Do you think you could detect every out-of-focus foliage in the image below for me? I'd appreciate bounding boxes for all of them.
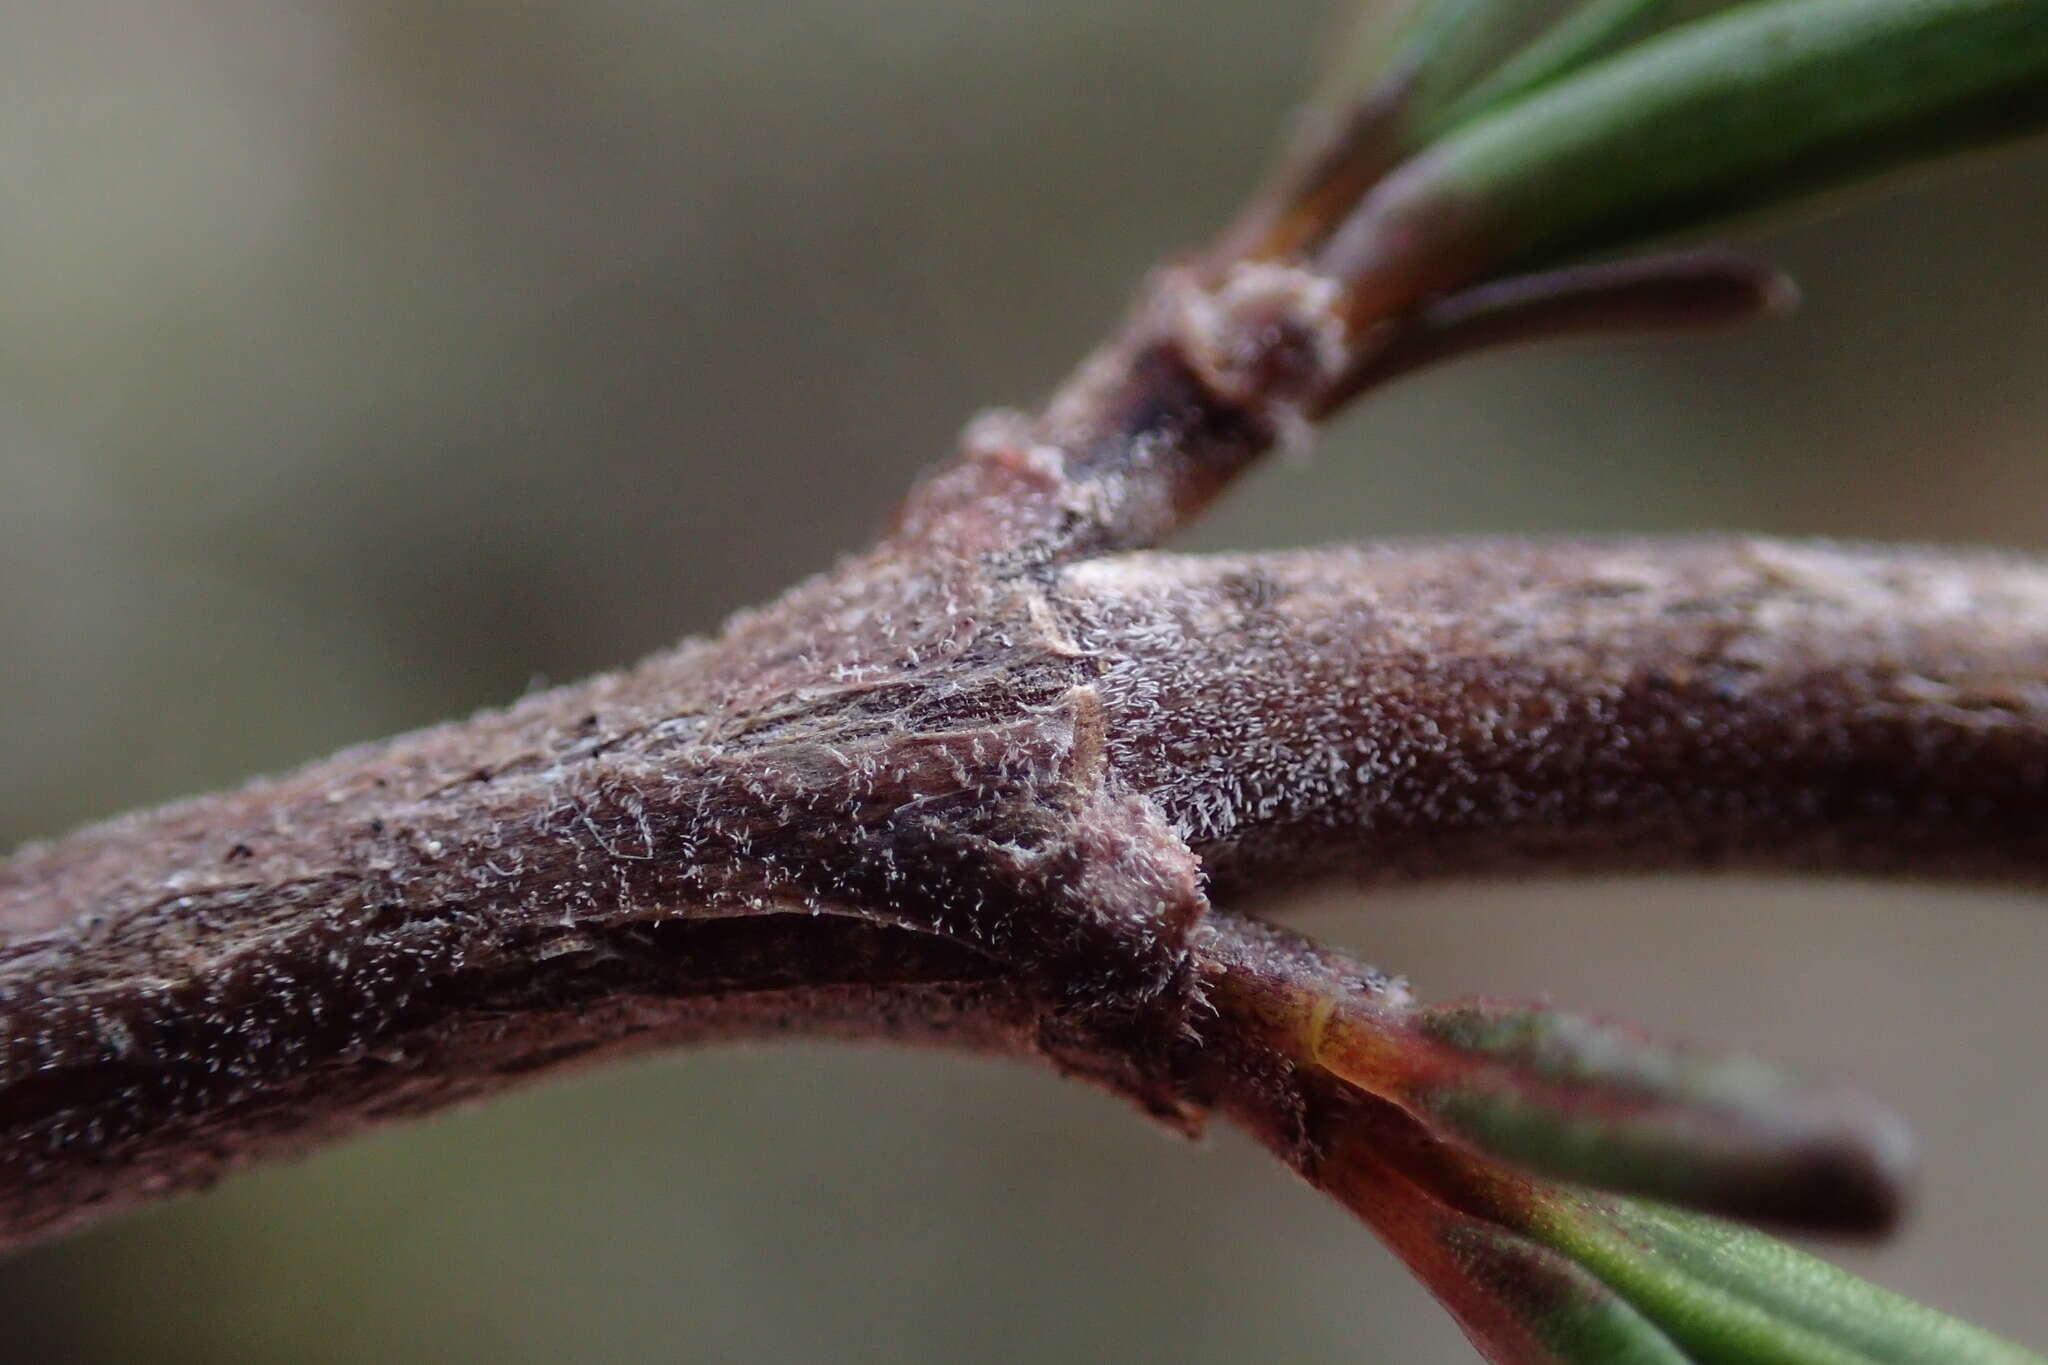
[0,2,2043,1361]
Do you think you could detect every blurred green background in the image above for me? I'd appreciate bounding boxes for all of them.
[1,2,2044,1361]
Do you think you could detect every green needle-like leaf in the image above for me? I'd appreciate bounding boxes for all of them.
[1342,0,1581,134]
[1440,1221,1696,1364]
[1446,0,2048,263]
[1316,0,2048,322]
[1430,0,1752,134]
[1311,996,1909,1233]
[1534,1196,2048,1365]
[1314,1090,2045,1364]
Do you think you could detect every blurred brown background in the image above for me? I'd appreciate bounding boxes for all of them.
[1,2,2044,1361]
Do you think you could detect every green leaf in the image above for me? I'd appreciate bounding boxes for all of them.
[1331,0,1583,135]
[1533,1195,2048,1365]
[1311,995,1909,1233]
[1442,0,2048,264]
[1309,1082,2044,1364]
[1428,0,1754,134]
[1440,1220,1696,1364]
[1316,0,2048,322]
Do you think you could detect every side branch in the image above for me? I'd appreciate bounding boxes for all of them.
[888,0,2048,572]
[1057,537,2048,896]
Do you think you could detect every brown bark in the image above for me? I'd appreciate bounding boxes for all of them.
[1,55,2042,1267]
[4,522,2046,1247]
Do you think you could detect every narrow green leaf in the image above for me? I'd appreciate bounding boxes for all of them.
[1313,996,1909,1233]
[1315,0,1571,133]
[1320,0,2048,319]
[1430,0,1752,134]
[1311,1084,2043,1363]
[1442,1221,1695,1364]
[1384,0,1584,132]
[1534,1195,2048,1364]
